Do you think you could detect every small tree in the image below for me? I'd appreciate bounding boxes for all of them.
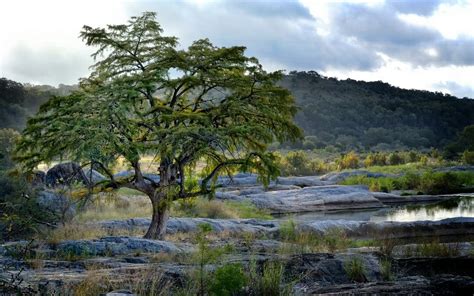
[14,12,301,239]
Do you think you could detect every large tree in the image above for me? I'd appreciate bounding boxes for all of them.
[14,12,301,239]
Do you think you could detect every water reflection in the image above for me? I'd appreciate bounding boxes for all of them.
[278,197,474,223]
[372,196,474,222]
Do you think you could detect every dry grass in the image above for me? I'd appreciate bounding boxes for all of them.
[76,193,151,223]
[43,222,145,244]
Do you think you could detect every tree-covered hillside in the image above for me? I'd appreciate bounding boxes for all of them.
[2,73,474,152]
[0,78,77,130]
[280,71,474,151]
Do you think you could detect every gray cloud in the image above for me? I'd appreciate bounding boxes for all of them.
[330,2,474,67]
[2,44,91,85]
[386,0,442,16]
[126,1,381,71]
[435,81,474,98]
[2,0,473,90]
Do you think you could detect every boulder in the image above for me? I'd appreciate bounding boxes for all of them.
[56,236,185,257]
[37,190,76,221]
[238,185,383,213]
[276,176,326,187]
[113,171,160,185]
[45,162,90,187]
[82,168,106,184]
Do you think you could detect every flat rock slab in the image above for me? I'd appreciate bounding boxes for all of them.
[233,185,383,214]
[300,217,474,239]
[56,236,186,256]
[97,217,279,236]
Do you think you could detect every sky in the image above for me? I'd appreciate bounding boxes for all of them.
[1,0,474,98]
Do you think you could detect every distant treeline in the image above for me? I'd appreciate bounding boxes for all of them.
[0,78,77,130]
[279,71,474,151]
[2,74,474,152]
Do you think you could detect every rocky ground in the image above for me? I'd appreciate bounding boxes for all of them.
[1,164,474,295]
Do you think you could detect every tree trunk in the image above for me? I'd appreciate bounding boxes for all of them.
[144,194,169,240]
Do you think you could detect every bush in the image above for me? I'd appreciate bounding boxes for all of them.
[0,173,57,241]
[210,264,247,296]
[462,150,474,165]
[387,152,403,165]
[337,151,359,170]
[419,171,464,195]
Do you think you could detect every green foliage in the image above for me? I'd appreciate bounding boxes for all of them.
[209,263,247,296]
[192,223,234,296]
[0,129,20,170]
[364,152,387,167]
[337,151,359,170]
[387,152,403,165]
[344,257,366,282]
[0,173,57,241]
[462,150,474,165]
[277,150,332,176]
[444,125,474,159]
[380,259,393,281]
[342,170,474,194]
[281,71,474,151]
[419,171,464,195]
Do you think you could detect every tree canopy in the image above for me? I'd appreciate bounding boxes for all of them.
[14,12,301,239]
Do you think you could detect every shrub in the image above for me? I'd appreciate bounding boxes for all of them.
[387,152,403,165]
[210,263,247,296]
[419,171,464,195]
[0,173,57,241]
[462,150,474,165]
[337,151,359,170]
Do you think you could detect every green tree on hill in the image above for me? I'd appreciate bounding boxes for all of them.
[14,12,301,239]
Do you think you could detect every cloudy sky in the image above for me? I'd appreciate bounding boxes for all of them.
[1,0,474,98]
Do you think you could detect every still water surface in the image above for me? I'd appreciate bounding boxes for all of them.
[279,196,474,223]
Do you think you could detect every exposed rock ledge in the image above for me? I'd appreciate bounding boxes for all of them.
[216,185,383,213]
[93,217,474,241]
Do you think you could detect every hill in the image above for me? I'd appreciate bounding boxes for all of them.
[0,78,77,130]
[1,74,474,152]
[279,71,474,151]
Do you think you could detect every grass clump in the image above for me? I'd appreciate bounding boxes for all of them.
[380,259,393,281]
[344,256,367,282]
[279,220,351,254]
[404,242,461,257]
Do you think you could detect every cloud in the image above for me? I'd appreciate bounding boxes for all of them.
[2,44,92,85]
[435,81,474,98]
[126,1,381,72]
[386,0,442,15]
[329,1,474,67]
